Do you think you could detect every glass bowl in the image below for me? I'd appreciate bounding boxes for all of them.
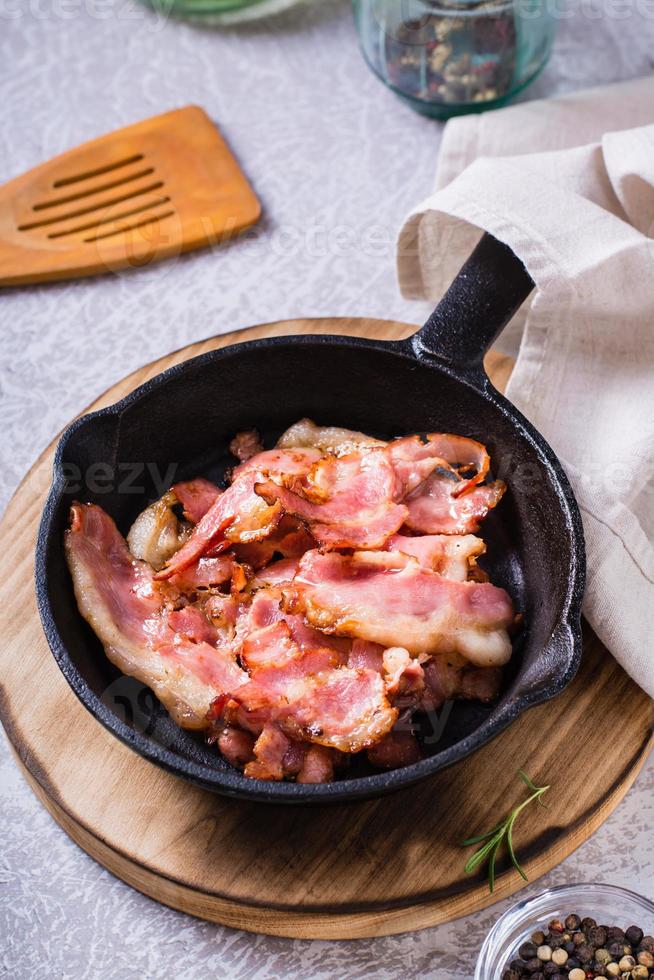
[476,883,654,979]
[353,0,557,119]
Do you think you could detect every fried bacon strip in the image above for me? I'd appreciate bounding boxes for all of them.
[255,438,443,550]
[385,532,485,580]
[65,503,247,729]
[404,472,506,535]
[172,478,222,524]
[289,549,515,667]
[157,449,320,580]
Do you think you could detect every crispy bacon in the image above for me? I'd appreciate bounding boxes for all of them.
[217,726,256,768]
[385,532,485,581]
[367,730,421,770]
[424,434,490,493]
[420,657,503,710]
[65,503,247,730]
[404,472,506,535]
[277,418,385,456]
[172,478,222,524]
[168,554,235,591]
[234,516,315,570]
[244,724,291,781]
[229,429,264,464]
[290,549,515,667]
[297,745,337,784]
[157,449,320,580]
[219,620,397,754]
[256,449,409,550]
[252,557,300,589]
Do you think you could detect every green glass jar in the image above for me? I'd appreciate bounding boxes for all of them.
[142,0,304,22]
[353,0,557,119]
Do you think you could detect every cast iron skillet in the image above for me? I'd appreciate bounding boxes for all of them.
[36,233,585,805]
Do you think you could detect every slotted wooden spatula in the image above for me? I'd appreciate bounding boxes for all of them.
[0,106,261,287]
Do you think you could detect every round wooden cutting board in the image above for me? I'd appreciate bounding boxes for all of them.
[1,318,652,940]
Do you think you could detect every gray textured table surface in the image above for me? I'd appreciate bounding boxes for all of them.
[1,2,653,977]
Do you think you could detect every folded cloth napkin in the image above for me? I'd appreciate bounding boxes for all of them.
[397,76,654,699]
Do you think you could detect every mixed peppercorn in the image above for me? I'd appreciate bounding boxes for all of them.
[503,914,654,979]
[375,8,517,109]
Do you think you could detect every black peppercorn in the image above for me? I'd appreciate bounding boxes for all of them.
[581,917,597,932]
[576,944,594,963]
[543,964,558,976]
[607,941,625,958]
[566,957,581,970]
[524,957,541,973]
[565,914,582,931]
[626,925,645,946]
[573,932,587,946]
[510,959,528,971]
[503,971,521,980]
[641,936,654,952]
[589,926,608,947]
[519,943,538,960]
[607,926,625,942]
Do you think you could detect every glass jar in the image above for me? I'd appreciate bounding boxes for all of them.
[141,0,305,23]
[352,0,557,118]
[475,883,654,979]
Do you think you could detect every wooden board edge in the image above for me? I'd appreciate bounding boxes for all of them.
[13,733,653,941]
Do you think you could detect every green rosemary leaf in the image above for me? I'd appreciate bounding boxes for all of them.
[461,820,506,847]
[463,829,505,874]
[506,817,528,882]
[517,769,538,793]
[488,837,502,894]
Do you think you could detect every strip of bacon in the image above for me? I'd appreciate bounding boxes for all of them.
[424,434,490,495]
[385,532,485,581]
[234,516,315,570]
[219,620,397,753]
[256,449,410,550]
[172,478,222,524]
[276,417,385,456]
[251,557,300,589]
[244,724,291,781]
[168,554,235,591]
[289,550,515,667]
[65,503,247,729]
[157,449,320,581]
[404,472,506,535]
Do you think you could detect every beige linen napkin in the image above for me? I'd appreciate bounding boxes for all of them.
[397,77,654,698]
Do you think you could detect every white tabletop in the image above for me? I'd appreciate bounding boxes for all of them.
[1,2,653,977]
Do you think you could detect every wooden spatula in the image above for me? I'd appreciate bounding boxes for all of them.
[0,106,261,287]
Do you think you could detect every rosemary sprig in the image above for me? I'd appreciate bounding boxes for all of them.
[461,769,550,893]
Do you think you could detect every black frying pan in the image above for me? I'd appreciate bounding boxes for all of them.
[36,233,585,805]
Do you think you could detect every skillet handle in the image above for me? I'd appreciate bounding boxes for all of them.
[410,233,534,373]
